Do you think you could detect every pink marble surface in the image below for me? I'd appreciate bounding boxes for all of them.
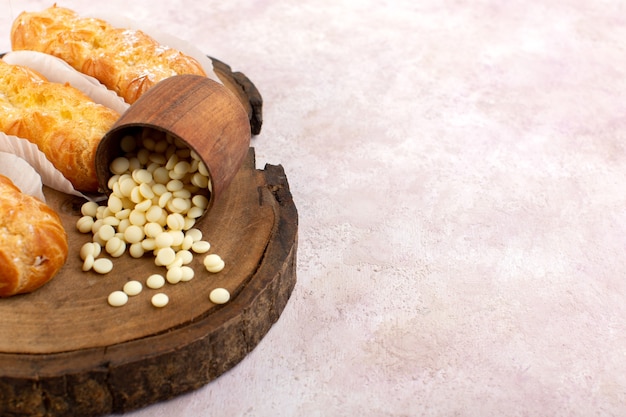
[2,1,626,416]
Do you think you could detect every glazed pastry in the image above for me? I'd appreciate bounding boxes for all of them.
[0,175,68,297]
[11,5,207,104]
[0,59,119,192]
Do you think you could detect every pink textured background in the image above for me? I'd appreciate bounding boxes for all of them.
[2,1,626,416]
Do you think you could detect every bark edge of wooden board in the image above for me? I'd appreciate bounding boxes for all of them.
[211,56,263,136]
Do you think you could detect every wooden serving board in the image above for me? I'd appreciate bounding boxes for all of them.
[0,60,297,417]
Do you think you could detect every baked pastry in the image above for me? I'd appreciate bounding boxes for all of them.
[0,59,119,192]
[0,175,68,297]
[11,5,207,104]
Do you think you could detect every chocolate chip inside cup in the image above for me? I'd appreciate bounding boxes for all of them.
[105,127,212,231]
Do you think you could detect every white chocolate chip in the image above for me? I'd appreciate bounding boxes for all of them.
[175,250,193,265]
[117,219,131,234]
[165,154,178,170]
[203,254,224,273]
[101,207,114,219]
[128,209,147,226]
[81,201,100,217]
[76,216,95,233]
[132,168,152,184]
[108,290,128,307]
[123,225,145,244]
[151,182,168,196]
[82,254,95,272]
[95,206,106,219]
[92,243,102,258]
[186,228,203,242]
[174,160,191,175]
[181,235,194,250]
[129,186,143,204]
[142,137,156,151]
[128,157,141,172]
[155,247,176,266]
[154,232,174,249]
[191,172,209,188]
[153,167,170,184]
[166,213,185,230]
[146,274,166,289]
[166,267,183,284]
[107,195,124,213]
[141,238,157,251]
[166,179,184,192]
[97,224,116,242]
[136,149,150,165]
[198,161,209,176]
[183,217,196,230]
[149,153,166,165]
[151,293,169,308]
[167,230,185,247]
[172,189,191,199]
[120,135,137,153]
[180,266,195,282]
[187,206,205,219]
[105,237,126,257]
[134,199,153,212]
[93,258,113,274]
[166,258,184,270]
[142,222,161,238]
[129,242,145,258]
[209,288,230,304]
[119,177,136,197]
[115,208,131,220]
[170,197,190,213]
[192,240,211,254]
[155,139,169,153]
[110,157,130,175]
[191,195,209,209]
[92,237,106,250]
[158,191,172,208]
[145,205,164,223]
[102,216,121,227]
[123,280,143,296]
[80,242,95,260]
[168,170,185,180]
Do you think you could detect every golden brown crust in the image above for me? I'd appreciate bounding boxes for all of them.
[11,5,207,104]
[0,59,119,192]
[0,175,68,297]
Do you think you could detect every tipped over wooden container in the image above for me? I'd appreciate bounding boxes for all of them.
[96,74,251,214]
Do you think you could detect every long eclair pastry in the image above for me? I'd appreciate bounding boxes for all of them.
[11,5,207,104]
[0,59,119,192]
[0,175,68,297]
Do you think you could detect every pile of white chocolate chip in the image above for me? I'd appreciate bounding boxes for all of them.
[76,129,230,308]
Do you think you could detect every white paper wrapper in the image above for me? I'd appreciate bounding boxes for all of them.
[81,10,221,83]
[2,51,130,114]
[0,133,90,200]
[0,152,46,202]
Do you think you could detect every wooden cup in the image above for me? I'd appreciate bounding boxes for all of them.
[96,74,251,214]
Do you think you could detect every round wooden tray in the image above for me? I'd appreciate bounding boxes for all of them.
[0,59,297,417]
